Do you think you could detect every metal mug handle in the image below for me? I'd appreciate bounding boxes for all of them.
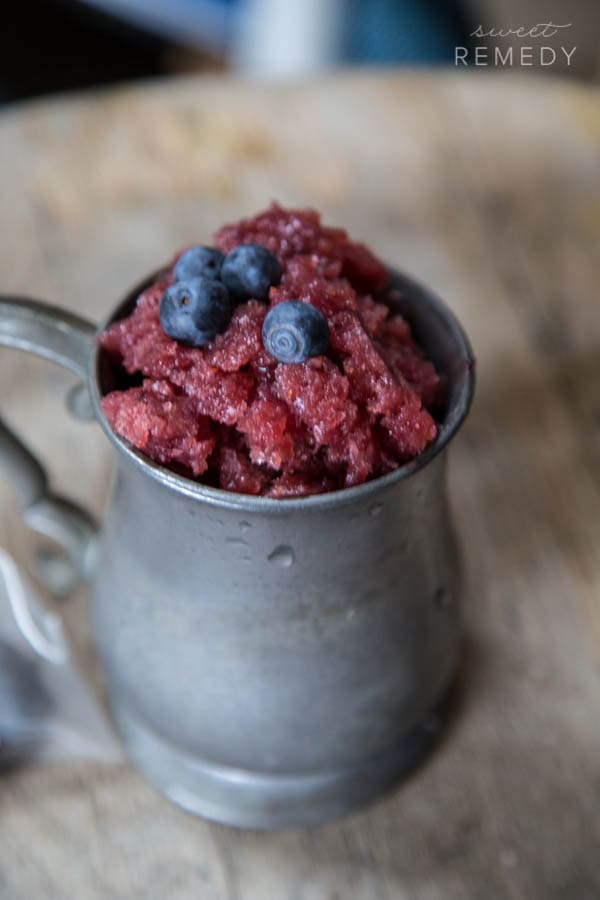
[0,297,99,596]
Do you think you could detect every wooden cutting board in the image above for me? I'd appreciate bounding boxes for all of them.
[0,70,599,899]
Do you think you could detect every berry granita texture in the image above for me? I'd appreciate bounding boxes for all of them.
[100,204,442,498]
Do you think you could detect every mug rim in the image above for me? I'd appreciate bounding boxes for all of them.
[90,267,475,513]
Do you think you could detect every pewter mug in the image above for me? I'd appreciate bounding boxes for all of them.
[0,270,474,828]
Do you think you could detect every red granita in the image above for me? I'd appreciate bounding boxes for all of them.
[99,204,441,496]
[102,380,216,477]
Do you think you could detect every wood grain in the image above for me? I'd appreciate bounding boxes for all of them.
[0,71,599,900]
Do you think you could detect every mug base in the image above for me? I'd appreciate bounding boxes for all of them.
[111,701,445,830]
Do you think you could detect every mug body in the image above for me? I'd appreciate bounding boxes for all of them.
[91,450,460,828]
[89,268,473,829]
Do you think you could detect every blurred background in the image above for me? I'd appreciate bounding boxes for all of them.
[2,0,599,103]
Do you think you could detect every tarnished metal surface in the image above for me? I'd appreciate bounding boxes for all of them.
[0,269,474,827]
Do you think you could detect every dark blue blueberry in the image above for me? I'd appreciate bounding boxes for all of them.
[174,246,225,282]
[262,301,330,364]
[221,244,282,302]
[160,277,232,347]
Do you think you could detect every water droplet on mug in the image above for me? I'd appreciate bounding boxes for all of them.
[268,545,295,568]
[226,537,249,549]
[369,503,383,517]
[239,521,251,534]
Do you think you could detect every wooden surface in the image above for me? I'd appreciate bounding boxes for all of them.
[0,71,599,899]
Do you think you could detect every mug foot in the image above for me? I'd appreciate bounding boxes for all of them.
[111,701,445,830]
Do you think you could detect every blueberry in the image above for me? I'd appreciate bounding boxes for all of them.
[174,246,225,282]
[262,301,330,364]
[160,277,232,347]
[221,244,282,302]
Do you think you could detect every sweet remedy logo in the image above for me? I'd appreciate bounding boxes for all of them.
[455,22,576,67]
